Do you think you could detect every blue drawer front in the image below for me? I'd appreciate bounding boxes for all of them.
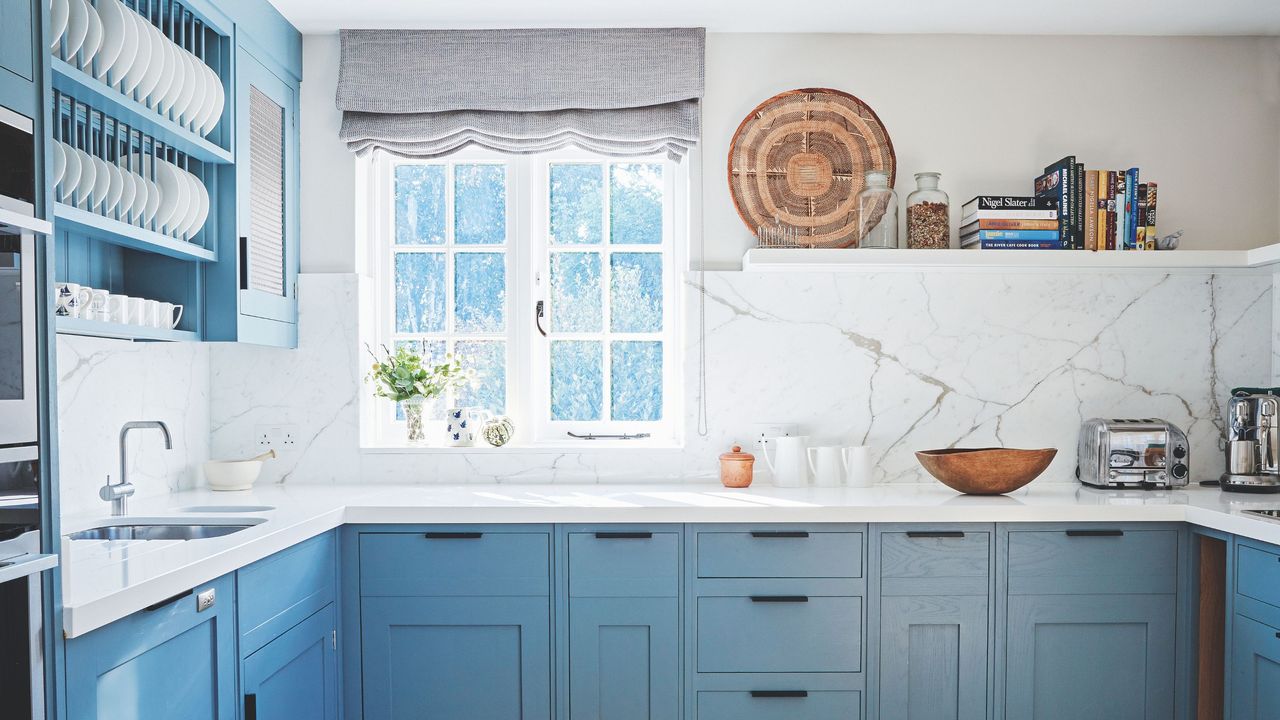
[238,531,336,656]
[1238,543,1280,610]
[568,530,680,597]
[698,690,862,720]
[360,530,550,596]
[1007,529,1178,595]
[697,531,863,578]
[697,596,862,673]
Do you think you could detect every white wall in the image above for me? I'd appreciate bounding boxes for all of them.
[299,32,1280,271]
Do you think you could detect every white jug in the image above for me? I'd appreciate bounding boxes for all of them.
[760,435,810,487]
[842,446,873,487]
[807,446,845,487]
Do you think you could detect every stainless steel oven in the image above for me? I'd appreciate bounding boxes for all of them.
[0,227,37,451]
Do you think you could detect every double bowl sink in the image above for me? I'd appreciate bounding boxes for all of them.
[65,505,274,542]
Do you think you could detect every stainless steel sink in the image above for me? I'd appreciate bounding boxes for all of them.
[66,518,264,541]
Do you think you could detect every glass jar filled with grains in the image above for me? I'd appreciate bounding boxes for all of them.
[857,170,899,249]
[906,172,950,249]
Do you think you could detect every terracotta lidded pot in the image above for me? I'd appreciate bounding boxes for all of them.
[719,445,755,488]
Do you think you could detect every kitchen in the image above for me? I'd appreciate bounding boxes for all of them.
[3,0,1280,718]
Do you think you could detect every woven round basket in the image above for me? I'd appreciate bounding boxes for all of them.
[728,88,896,248]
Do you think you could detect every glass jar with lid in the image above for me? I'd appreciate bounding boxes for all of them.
[906,171,950,249]
[857,170,898,249]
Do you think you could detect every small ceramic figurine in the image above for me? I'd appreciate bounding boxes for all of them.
[719,445,755,488]
[482,415,515,447]
[1156,229,1182,251]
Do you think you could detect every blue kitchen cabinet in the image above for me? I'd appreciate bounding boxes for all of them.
[879,595,989,720]
[0,0,37,118]
[242,604,339,720]
[1230,613,1280,719]
[64,574,237,720]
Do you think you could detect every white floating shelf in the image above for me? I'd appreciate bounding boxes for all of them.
[742,244,1280,273]
[56,317,198,343]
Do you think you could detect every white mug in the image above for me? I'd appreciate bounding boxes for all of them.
[143,299,162,328]
[760,435,810,487]
[842,446,874,487]
[55,282,90,318]
[86,288,111,322]
[106,294,131,324]
[807,446,846,487]
[126,297,147,326]
[445,407,491,447]
[160,302,183,329]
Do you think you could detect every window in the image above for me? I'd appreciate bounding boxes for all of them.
[367,148,684,446]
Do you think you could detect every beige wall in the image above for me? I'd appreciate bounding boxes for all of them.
[299,32,1280,271]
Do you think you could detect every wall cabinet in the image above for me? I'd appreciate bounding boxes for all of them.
[0,0,37,118]
[64,574,237,720]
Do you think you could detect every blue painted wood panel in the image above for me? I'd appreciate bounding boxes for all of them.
[242,604,338,720]
[64,574,237,720]
[696,531,863,579]
[1237,543,1280,611]
[697,595,862,673]
[1230,613,1280,720]
[237,531,336,657]
[697,690,862,719]
[879,595,988,720]
[360,530,550,597]
[568,530,679,597]
[569,596,680,720]
[360,595,552,720]
[1007,529,1178,595]
[1004,593,1175,720]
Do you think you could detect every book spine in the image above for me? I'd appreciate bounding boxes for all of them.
[1115,171,1129,250]
[1136,183,1148,251]
[960,209,1061,221]
[1145,182,1158,249]
[1125,168,1140,250]
[962,230,1062,241]
[962,196,1059,213]
[961,240,1062,249]
[1106,171,1117,251]
[1084,170,1099,251]
[961,219,1061,231]
[1074,162,1086,249]
[1034,169,1068,244]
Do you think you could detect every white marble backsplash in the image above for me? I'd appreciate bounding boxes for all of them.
[56,336,210,516]
[201,270,1271,487]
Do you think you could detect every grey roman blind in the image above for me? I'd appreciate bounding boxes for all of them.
[248,85,286,296]
[336,28,705,159]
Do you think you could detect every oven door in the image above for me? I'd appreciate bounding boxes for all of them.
[0,229,36,449]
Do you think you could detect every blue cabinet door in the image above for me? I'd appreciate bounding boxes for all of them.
[1230,613,1280,720]
[360,595,551,720]
[65,575,237,720]
[569,596,679,720]
[1004,594,1175,720]
[879,595,988,720]
[242,604,338,720]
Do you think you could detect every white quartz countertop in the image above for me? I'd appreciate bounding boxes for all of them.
[59,481,1280,637]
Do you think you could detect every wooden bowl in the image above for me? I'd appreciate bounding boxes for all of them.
[915,448,1057,495]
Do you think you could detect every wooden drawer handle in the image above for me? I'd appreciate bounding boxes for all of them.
[751,690,808,698]
[750,531,809,538]
[595,532,653,539]
[1065,529,1124,537]
[143,589,192,612]
[423,532,483,539]
[749,595,808,603]
[906,531,965,538]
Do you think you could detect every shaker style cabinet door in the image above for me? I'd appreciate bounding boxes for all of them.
[1004,594,1175,720]
[1230,613,1280,720]
[360,595,551,720]
[241,605,339,720]
[64,575,237,720]
[878,595,988,720]
[568,597,680,720]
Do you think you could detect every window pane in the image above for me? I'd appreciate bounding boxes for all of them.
[609,163,663,245]
[551,340,603,421]
[550,252,602,332]
[549,163,603,245]
[395,252,446,333]
[393,340,446,421]
[609,252,663,332]
[611,341,663,421]
[454,252,506,332]
[455,340,506,414]
[454,164,506,245]
[395,165,446,245]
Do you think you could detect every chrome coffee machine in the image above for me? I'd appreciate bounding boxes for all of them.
[1221,388,1280,493]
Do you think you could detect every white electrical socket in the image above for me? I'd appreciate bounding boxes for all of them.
[751,423,799,452]
[255,424,300,452]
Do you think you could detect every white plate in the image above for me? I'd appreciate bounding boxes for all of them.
[91,0,124,83]
[174,51,199,129]
[61,0,87,61]
[120,161,146,226]
[187,169,210,239]
[72,147,95,210]
[103,160,125,219]
[193,63,218,135]
[115,160,136,224]
[52,141,66,189]
[49,0,69,53]
[120,7,147,96]
[135,22,165,105]
[77,0,102,72]
[159,41,185,119]
[200,66,225,136]
[89,154,111,214]
[153,160,187,236]
[176,166,203,239]
[57,143,79,202]
[186,55,209,132]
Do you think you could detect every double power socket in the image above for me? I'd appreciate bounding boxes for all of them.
[254,424,299,453]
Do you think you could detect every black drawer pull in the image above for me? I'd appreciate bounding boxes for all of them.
[751,690,808,698]
[906,531,965,538]
[1065,529,1124,537]
[244,693,257,720]
[750,531,809,538]
[143,589,192,612]
[750,595,808,603]
[595,532,653,539]
[423,532,483,539]
[1275,631,1280,640]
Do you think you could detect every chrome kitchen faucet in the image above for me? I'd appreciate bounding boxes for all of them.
[100,421,173,516]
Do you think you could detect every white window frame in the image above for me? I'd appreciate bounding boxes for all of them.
[364,147,685,448]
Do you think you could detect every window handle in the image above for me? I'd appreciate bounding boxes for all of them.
[535,300,548,337]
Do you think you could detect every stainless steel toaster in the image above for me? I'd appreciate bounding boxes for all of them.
[1077,418,1190,489]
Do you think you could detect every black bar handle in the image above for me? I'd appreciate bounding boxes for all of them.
[595,532,653,539]
[750,595,809,603]
[144,589,193,612]
[750,690,808,698]
[906,531,965,538]
[244,693,257,720]
[1065,529,1125,537]
[751,531,809,538]
[424,532,484,539]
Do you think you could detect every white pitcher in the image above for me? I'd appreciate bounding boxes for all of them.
[842,446,873,487]
[760,435,810,487]
[807,446,845,487]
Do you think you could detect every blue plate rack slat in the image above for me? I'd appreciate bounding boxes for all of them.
[54,202,216,262]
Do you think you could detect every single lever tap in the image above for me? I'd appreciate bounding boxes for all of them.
[100,421,173,516]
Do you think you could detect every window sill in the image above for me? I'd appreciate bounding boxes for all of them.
[360,441,684,454]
